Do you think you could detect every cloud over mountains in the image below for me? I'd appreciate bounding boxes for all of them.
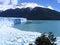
[0,3,54,11]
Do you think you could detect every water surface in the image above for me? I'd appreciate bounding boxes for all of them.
[14,20,60,36]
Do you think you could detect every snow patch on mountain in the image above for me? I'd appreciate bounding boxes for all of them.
[48,6,54,10]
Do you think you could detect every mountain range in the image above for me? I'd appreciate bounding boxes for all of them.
[0,5,60,20]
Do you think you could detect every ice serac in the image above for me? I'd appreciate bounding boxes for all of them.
[0,17,27,27]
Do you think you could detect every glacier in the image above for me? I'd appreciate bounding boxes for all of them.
[0,26,41,45]
[0,17,60,45]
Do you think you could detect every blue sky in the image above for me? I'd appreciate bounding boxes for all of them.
[18,0,60,12]
[0,0,60,12]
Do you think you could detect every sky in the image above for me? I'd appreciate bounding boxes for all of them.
[0,0,60,12]
[18,0,60,12]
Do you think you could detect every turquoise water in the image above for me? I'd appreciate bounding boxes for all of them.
[14,20,60,36]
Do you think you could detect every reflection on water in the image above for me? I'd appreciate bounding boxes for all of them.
[26,20,47,24]
[14,20,60,36]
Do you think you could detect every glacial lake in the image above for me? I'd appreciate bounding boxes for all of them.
[14,20,60,36]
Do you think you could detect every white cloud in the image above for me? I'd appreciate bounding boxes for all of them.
[11,0,18,5]
[0,3,45,11]
[20,3,54,10]
[20,2,45,8]
[0,5,15,11]
[18,3,54,10]
[3,0,10,5]
[0,0,18,5]
[0,3,54,11]
[47,6,54,10]
[57,0,60,3]
[0,0,3,2]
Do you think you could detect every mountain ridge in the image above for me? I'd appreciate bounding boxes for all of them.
[0,7,60,20]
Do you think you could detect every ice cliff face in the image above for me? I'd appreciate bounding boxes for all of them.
[0,17,41,45]
[0,17,27,27]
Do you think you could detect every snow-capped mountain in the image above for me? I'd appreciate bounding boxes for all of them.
[0,3,54,11]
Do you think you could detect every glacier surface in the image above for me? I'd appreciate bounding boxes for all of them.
[0,26,41,45]
[0,17,60,45]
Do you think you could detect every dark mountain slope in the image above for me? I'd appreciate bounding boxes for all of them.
[0,7,60,20]
[28,7,60,20]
